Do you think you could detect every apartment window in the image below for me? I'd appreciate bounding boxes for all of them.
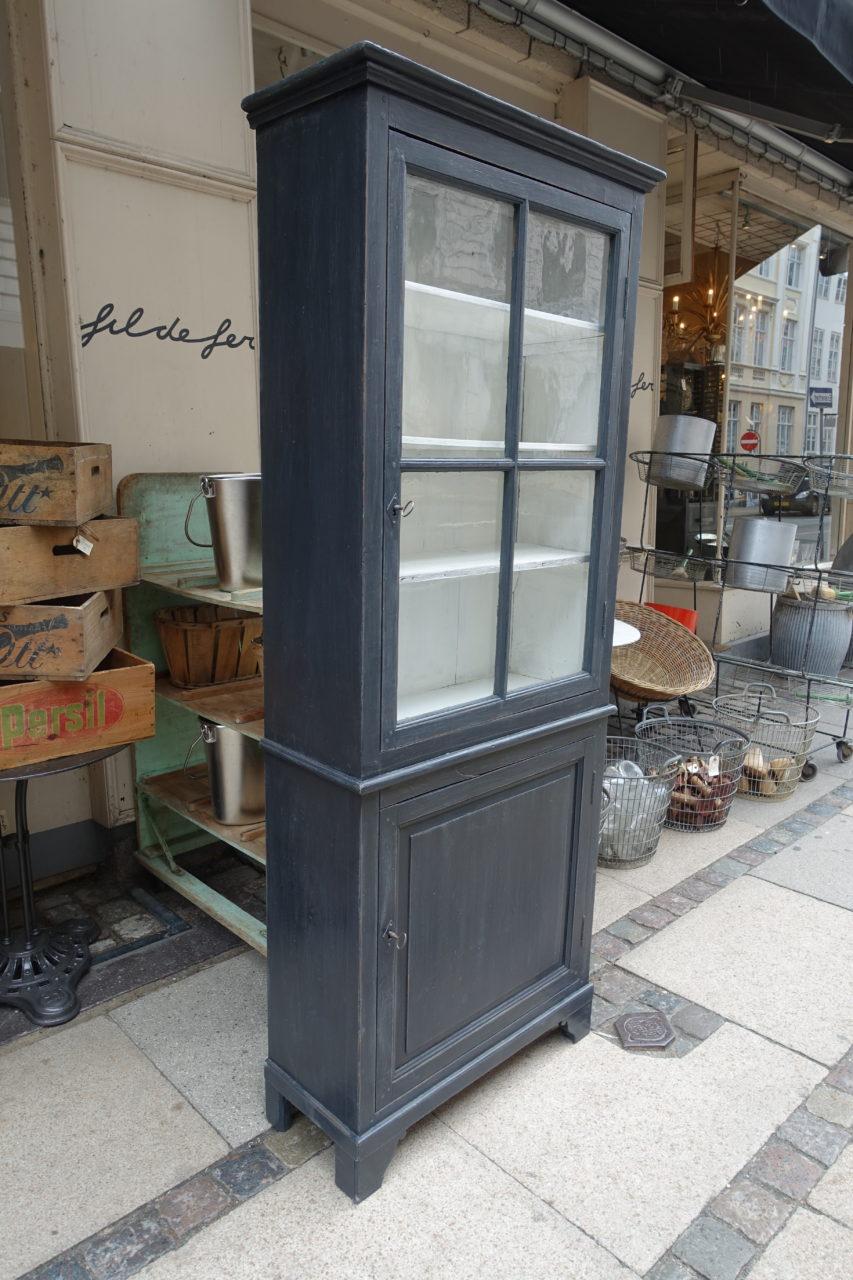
[828,331,841,382]
[818,273,831,299]
[786,244,802,288]
[776,406,794,453]
[780,318,797,372]
[726,400,742,453]
[754,310,769,365]
[810,327,824,380]
[731,305,746,362]
[836,274,848,304]
[749,402,763,440]
[757,256,773,279]
[822,414,837,454]
[805,411,819,454]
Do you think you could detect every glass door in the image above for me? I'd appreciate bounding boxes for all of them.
[386,142,627,732]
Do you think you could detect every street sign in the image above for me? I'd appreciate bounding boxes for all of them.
[740,430,760,453]
[809,386,833,408]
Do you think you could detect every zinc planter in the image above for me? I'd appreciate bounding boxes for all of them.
[770,596,853,678]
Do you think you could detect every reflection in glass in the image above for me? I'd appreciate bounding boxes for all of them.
[397,471,504,721]
[402,175,514,458]
[521,212,609,458]
[508,470,595,689]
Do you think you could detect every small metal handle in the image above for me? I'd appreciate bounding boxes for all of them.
[184,487,213,548]
[383,921,407,950]
[387,496,414,523]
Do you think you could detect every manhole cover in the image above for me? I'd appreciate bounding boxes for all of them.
[613,1010,675,1050]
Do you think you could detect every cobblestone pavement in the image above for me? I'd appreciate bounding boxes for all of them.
[3,781,852,1279]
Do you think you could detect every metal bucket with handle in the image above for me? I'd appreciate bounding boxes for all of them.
[185,473,262,593]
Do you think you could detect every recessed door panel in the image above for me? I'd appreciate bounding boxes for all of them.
[377,741,591,1110]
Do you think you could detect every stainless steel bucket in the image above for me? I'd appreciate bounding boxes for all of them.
[648,415,716,490]
[727,518,797,592]
[199,718,265,825]
[185,473,262,592]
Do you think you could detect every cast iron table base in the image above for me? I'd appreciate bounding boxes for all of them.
[0,747,120,1027]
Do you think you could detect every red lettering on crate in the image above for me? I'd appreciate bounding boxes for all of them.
[0,686,124,750]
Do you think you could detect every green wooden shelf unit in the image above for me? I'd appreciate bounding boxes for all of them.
[118,473,267,955]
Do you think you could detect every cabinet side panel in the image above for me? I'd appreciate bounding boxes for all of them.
[255,87,375,775]
[265,756,377,1127]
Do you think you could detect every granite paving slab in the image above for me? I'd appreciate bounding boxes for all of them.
[439,1023,821,1273]
[592,871,651,932]
[808,1144,853,1229]
[0,1016,227,1280]
[750,814,853,910]
[619,876,853,1065]
[111,952,267,1146]
[134,1119,634,1280]
[597,818,763,897]
[747,1207,853,1280]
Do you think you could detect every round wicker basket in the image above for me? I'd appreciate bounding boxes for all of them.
[610,601,715,702]
[155,605,262,688]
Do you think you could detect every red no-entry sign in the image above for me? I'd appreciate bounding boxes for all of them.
[740,430,760,453]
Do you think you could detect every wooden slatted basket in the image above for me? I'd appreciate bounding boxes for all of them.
[155,605,262,688]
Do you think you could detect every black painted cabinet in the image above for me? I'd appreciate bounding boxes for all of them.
[244,43,661,1200]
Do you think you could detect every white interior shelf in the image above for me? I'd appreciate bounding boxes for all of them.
[400,542,589,583]
[405,280,600,334]
[401,435,595,455]
[397,672,534,721]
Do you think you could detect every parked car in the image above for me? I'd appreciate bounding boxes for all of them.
[761,479,822,517]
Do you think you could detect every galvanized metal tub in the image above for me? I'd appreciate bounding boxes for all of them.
[770,596,853,678]
[648,415,716,490]
[726,517,797,592]
[199,717,265,825]
[185,473,262,592]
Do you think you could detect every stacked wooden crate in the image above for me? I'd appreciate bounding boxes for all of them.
[0,440,155,768]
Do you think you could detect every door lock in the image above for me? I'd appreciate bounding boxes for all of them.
[383,921,408,950]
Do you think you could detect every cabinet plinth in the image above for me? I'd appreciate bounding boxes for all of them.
[245,41,661,1200]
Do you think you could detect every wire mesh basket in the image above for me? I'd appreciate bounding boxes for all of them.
[804,454,853,501]
[600,785,612,839]
[598,737,680,868]
[713,454,807,495]
[635,706,749,833]
[628,547,710,582]
[711,682,820,800]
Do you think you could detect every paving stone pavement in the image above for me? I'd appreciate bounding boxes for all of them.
[9,775,853,1280]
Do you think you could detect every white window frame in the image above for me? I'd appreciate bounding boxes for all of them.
[776,405,793,453]
[805,411,819,454]
[754,309,768,366]
[726,399,742,452]
[786,245,802,288]
[780,318,797,372]
[810,327,824,381]
[828,331,841,383]
[836,274,848,304]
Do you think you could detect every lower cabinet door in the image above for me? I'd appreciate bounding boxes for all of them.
[376,735,596,1111]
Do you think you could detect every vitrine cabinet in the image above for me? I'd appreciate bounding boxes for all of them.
[244,43,662,1201]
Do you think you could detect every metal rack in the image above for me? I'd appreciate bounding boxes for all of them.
[118,473,267,954]
[625,450,853,768]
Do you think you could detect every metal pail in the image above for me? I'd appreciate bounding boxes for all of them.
[185,473,262,592]
[199,718,265,825]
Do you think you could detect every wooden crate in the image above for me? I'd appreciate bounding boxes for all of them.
[0,517,139,604]
[0,648,155,769]
[0,439,113,525]
[0,590,123,682]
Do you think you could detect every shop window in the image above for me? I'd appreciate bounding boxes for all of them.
[786,244,802,288]
[780,318,797,372]
[810,327,824,380]
[805,411,819,454]
[726,400,741,452]
[754,309,768,366]
[776,405,793,453]
[828,331,841,382]
[836,274,848,304]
